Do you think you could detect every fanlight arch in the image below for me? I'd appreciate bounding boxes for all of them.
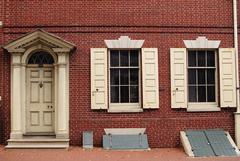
[28,51,54,65]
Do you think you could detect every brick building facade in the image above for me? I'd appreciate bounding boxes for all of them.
[0,0,239,148]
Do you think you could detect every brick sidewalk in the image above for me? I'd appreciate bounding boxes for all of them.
[0,146,239,161]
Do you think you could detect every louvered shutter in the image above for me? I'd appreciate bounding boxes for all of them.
[90,48,108,109]
[219,48,236,107]
[170,48,187,108]
[142,48,159,109]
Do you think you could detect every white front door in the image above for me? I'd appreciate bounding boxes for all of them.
[26,67,54,133]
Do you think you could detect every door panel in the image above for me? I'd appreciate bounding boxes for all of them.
[26,67,54,133]
[30,111,40,126]
[43,82,52,103]
[30,82,40,103]
[43,111,53,126]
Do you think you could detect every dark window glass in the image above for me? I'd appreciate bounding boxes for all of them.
[188,51,196,66]
[207,69,215,84]
[120,69,129,85]
[110,50,119,67]
[197,51,206,66]
[120,50,129,66]
[120,86,129,102]
[189,86,197,102]
[111,86,119,103]
[130,50,139,66]
[28,51,54,65]
[110,69,119,85]
[207,86,215,102]
[207,51,215,67]
[198,86,206,102]
[188,69,196,84]
[198,69,205,84]
[130,86,139,103]
[130,69,139,85]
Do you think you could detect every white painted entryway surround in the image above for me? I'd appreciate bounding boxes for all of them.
[3,29,75,148]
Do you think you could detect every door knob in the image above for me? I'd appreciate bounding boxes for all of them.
[39,81,43,88]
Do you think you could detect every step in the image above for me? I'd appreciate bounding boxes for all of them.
[6,137,69,149]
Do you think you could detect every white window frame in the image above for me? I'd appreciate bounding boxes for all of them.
[107,49,143,113]
[187,49,220,112]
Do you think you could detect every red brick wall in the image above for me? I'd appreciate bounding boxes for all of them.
[3,0,233,27]
[0,0,239,147]
[0,0,4,144]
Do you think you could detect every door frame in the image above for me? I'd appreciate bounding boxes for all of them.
[9,45,70,139]
[25,65,55,134]
[3,29,75,142]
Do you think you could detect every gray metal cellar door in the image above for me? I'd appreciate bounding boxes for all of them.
[185,129,237,157]
[103,134,149,150]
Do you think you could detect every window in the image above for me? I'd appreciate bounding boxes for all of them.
[187,50,217,103]
[109,50,140,105]
[91,39,159,111]
[171,39,236,110]
[28,51,54,65]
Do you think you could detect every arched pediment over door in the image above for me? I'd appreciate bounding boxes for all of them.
[3,29,76,148]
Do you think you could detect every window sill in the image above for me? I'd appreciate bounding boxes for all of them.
[108,103,142,113]
[187,103,220,112]
[108,108,143,113]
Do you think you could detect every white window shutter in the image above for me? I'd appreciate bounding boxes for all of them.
[142,48,159,109]
[170,48,187,108]
[219,48,236,108]
[90,48,108,109]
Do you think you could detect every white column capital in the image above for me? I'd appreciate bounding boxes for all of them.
[11,53,22,65]
[56,52,69,64]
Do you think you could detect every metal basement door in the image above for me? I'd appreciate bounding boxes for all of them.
[186,129,237,157]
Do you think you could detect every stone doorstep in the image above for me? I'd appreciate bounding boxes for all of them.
[5,137,69,149]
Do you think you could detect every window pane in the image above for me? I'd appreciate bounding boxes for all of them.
[188,51,196,67]
[111,86,119,103]
[120,50,129,66]
[188,69,196,84]
[120,86,129,103]
[198,69,206,84]
[197,51,206,66]
[189,86,197,102]
[130,69,139,85]
[198,86,206,102]
[120,69,129,85]
[207,69,215,84]
[207,86,215,102]
[28,52,54,64]
[110,69,119,85]
[110,50,119,67]
[207,51,215,67]
[130,50,139,66]
[130,86,139,103]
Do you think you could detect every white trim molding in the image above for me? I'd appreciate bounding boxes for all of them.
[183,36,221,49]
[3,29,75,148]
[104,36,144,49]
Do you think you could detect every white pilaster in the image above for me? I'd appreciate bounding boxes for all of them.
[10,53,23,139]
[56,53,69,139]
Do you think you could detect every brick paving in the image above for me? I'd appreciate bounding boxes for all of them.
[0,145,239,161]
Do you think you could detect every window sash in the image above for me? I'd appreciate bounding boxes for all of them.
[109,50,141,105]
[187,50,217,103]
